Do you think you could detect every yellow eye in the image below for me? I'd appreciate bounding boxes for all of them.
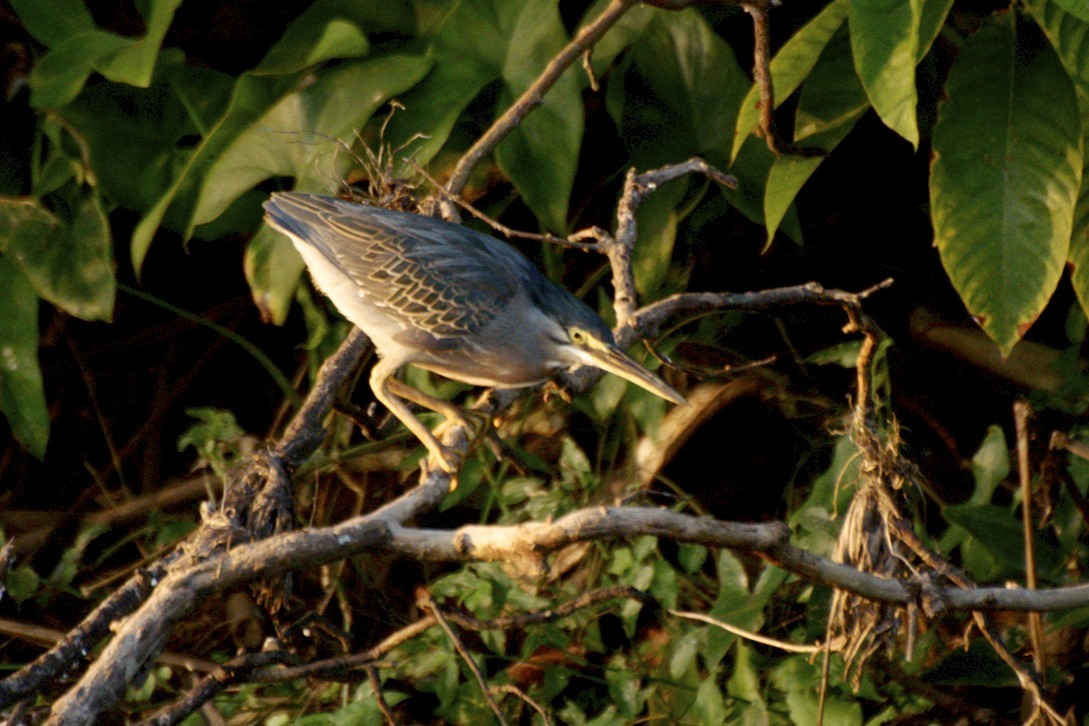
[569,327,587,345]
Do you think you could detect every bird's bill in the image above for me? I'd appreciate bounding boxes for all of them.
[586,345,687,405]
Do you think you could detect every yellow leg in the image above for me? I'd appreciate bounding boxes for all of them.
[369,359,459,474]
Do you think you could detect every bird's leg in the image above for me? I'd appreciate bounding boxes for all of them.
[387,378,488,433]
[387,378,502,459]
[370,359,460,475]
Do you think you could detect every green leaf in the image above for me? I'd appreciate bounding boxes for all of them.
[93,0,182,89]
[849,0,923,147]
[726,643,770,724]
[620,10,746,164]
[937,425,1008,554]
[692,676,728,725]
[732,0,850,161]
[668,630,700,680]
[942,503,1063,578]
[0,254,48,459]
[968,425,1009,505]
[1047,0,1089,21]
[8,0,95,47]
[493,1,583,232]
[24,0,181,107]
[193,55,431,226]
[1027,0,1089,96]
[29,31,132,108]
[930,11,1083,354]
[131,72,301,275]
[244,225,307,326]
[765,25,870,246]
[6,195,115,322]
[257,0,371,74]
[632,182,683,297]
[61,55,235,214]
[5,565,41,604]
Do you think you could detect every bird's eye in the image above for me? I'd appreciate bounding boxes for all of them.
[569,327,587,345]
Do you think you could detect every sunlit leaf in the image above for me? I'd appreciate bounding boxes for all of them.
[765,26,869,247]
[0,254,48,459]
[6,195,114,321]
[8,0,95,47]
[930,11,1082,354]
[257,0,371,74]
[494,1,583,232]
[1047,0,1089,21]
[1027,0,1089,96]
[849,0,922,147]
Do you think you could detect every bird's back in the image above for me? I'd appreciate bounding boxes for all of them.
[263,193,536,341]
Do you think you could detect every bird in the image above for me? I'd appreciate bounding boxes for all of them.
[263,192,686,474]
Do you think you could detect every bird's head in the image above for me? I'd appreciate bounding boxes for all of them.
[555,321,687,405]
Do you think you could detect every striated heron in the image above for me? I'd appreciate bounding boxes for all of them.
[264,193,685,473]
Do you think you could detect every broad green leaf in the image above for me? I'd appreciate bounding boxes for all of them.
[608,10,780,233]
[60,53,232,214]
[257,0,372,74]
[930,11,1082,354]
[0,254,48,459]
[936,425,1008,553]
[623,10,744,162]
[131,72,302,274]
[29,31,131,108]
[942,503,1063,578]
[771,658,863,726]
[692,676,728,725]
[633,182,683,298]
[763,0,948,243]
[386,0,537,170]
[1048,0,1089,21]
[1026,0,1089,96]
[918,0,955,59]
[765,26,869,246]
[165,54,427,320]
[6,195,114,322]
[849,0,923,147]
[1070,122,1089,315]
[24,0,181,107]
[968,425,1009,505]
[732,0,850,161]
[8,0,95,47]
[93,0,182,89]
[244,226,307,326]
[494,1,583,232]
[726,643,770,725]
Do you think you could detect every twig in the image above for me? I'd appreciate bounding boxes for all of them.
[417,592,509,726]
[0,559,173,710]
[491,684,551,726]
[410,160,605,252]
[611,159,738,330]
[626,279,892,346]
[1015,401,1046,681]
[443,0,638,207]
[1047,431,1089,526]
[140,651,301,726]
[740,0,778,154]
[669,609,833,653]
[366,666,398,726]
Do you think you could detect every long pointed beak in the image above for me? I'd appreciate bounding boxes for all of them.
[585,345,687,405]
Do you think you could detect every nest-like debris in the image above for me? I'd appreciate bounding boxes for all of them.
[828,413,927,689]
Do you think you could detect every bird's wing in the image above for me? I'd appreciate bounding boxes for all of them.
[265,193,536,341]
